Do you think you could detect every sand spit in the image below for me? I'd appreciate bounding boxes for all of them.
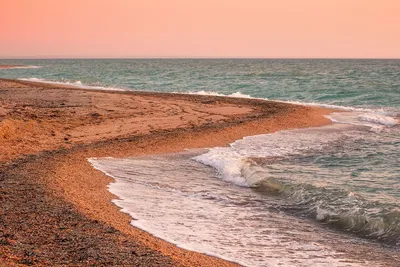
[1,79,398,266]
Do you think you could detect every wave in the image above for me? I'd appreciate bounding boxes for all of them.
[327,112,399,130]
[196,148,400,245]
[193,120,400,245]
[193,123,369,188]
[178,90,254,99]
[194,152,251,187]
[358,113,399,126]
[256,175,400,245]
[278,101,398,128]
[232,162,400,245]
[20,78,127,91]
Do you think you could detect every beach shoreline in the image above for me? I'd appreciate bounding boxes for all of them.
[3,78,391,266]
[0,65,27,69]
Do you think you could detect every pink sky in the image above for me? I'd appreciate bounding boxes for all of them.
[1,0,399,58]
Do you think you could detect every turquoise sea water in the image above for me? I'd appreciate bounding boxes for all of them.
[2,59,399,266]
[0,59,399,109]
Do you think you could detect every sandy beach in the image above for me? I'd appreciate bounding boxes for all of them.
[1,78,399,266]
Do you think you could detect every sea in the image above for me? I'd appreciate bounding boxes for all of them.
[1,59,399,266]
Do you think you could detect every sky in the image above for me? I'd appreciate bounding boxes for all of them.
[1,0,399,58]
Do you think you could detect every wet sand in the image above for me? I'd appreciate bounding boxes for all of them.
[1,79,398,266]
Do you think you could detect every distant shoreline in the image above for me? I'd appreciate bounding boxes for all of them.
[0,65,26,69]
[1,58,400,61]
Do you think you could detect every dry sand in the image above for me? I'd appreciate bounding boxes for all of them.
[2,79,398,266]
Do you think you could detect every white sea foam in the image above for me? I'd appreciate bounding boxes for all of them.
[358,113,399,126]
[194,149,249,187]
[194,124,357,187]
[327,111,398,128]
[20,78,127,91]
[282,100,370,111]
[180,90,254,99]
[89,155,365,267]
[270,101,398,129]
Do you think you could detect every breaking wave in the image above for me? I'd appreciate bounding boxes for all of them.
[178,90,254,99]
[258,175,400,245]
[193,122,400,245]
[209,160,400,245]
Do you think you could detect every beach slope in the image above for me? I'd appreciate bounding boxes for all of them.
[0,79,335,266]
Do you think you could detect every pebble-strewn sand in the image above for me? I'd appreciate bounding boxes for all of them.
[47,108,334,267]
[2,78,370,266]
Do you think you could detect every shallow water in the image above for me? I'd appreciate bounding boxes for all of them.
[89,117,399,266]
[90,152,368,267]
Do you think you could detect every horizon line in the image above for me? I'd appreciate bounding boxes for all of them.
[1,57,399,60]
